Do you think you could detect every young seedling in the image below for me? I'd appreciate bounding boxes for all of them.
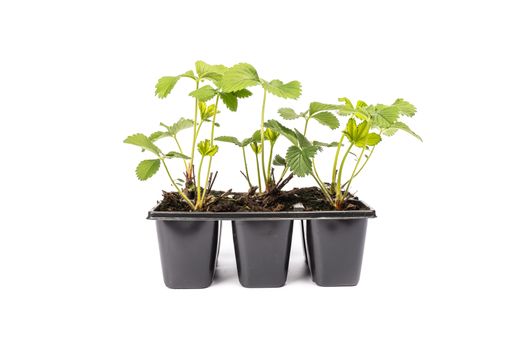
[268,98,421,209]
[125,60,252,210]
[221,63,301,192]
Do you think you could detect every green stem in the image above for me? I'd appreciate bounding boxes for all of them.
[196,154,205,206]
[266,142,274,184]
[312,159,333,204]
[172,135,187,169]
[353,145,376,178]
[201,94,220,201]
[260,88,268,188]
[336,143,354,193]
[278,165,288,184]
[160,158,195,210]
[303,117,310,136]
[254,150,262,194]
[188,80,200,178]
[343,146,367,196]
[331,134,346,192]
[311,162,334,205]
[242,147,253,188]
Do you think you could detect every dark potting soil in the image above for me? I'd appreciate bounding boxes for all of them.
[155,187,368,212]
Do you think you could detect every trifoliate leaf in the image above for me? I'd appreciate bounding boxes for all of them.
[273,154,286,166]
[232,89,253,98]
[264,79,302,99]
[383,121,422,141]
[309,102,342,115]
[215,136,242,147]
[264,120,298,145]
[197,139,219,157]
[124,133,162,156]
[136,159,160,181]
[285,145,318,177]
[222,63,260,92]
[172,118,194,135]
[219,92,238,111]
[155,76,181,98]
[165,151,191,159]
[189,85,217,102]
[278,107,301,120]
[393,98,417,117]
[312,111,340,129]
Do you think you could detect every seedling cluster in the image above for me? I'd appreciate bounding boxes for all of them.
[125,61,420,210]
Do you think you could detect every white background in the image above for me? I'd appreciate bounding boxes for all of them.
[1,0,524,349]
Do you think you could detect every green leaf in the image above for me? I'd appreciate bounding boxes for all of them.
[155,76,181,98]
[264,79,302,99]
[215,136,242,147]
[165,151,190,159]
[338,97,354,109]
[221,63,260,92]
[172,118,194,135]
[356,100,368,108]
[355,133,381,148]
[251,129,264,143]
[136,159,160,181]
[197,139,219,156]
[241,137,254,147]
[312,111,339,129]
[219,92,238,111]
[278,107,301,120]
[264,128,280,144]
[179,70,195,79]
[309,102,342,115]
[250,142,262,154]
[393,98,417,117]
[189,85,217,102]
[371,105,399,128]
[285,145,318,177]
[149,131,169,142]
[294,129,312,148]
[273,154,286,166]
[124,133,161,156]
[264,119,298,145]
[383,121,422,141]
[313,140,339,148]
[232,89,253,98]
[195,60,227,82]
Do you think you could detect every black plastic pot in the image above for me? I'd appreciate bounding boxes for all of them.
[232,220,293,288]
[155,220,221,289]
[148,200,375,289]
[304,219,368,287]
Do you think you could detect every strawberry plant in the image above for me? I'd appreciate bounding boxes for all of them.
[268,98,420,209]
[221,63,301,192]
[124,60,252,210]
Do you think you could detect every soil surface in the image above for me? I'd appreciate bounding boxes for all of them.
[155,187,368,212]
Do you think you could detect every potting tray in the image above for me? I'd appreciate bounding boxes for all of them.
[147,200,376,221]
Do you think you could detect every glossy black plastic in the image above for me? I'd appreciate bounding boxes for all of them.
[305,219,368,286]
[232,220,293,288]
[156,220,220,289]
